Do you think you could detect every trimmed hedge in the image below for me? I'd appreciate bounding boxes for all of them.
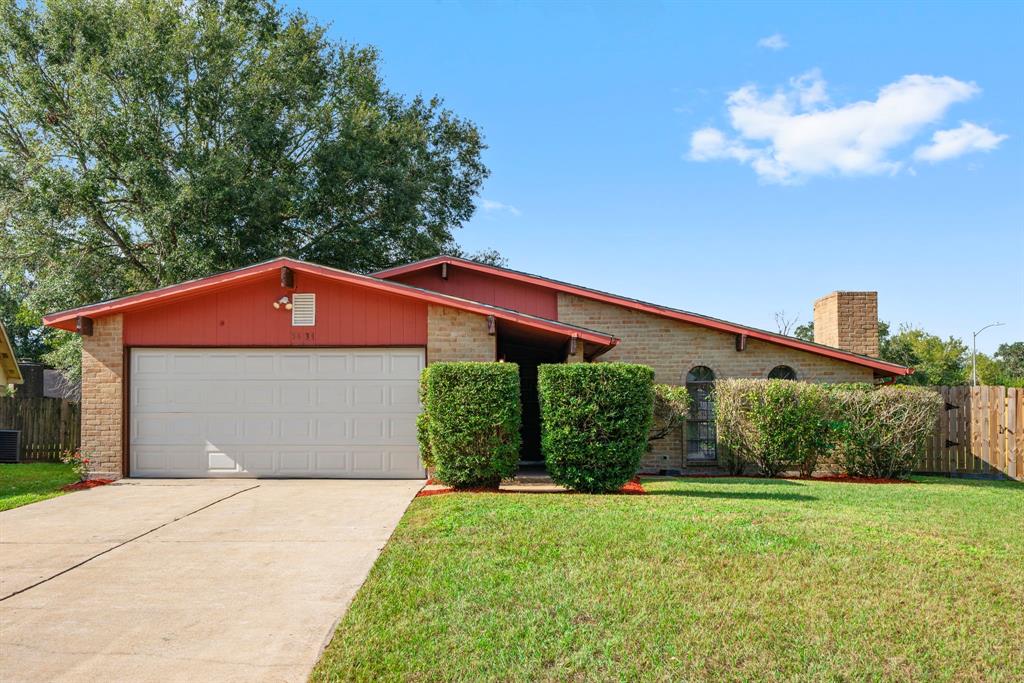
[715,380,943,479]
[538,363,654,493]
[418,362,521,488]
[715,379,832,477]
[649,384,692,445]
[830,385,942,478]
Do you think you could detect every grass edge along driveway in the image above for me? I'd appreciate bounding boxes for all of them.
[0,462,78,511]
[313,476,1024,682]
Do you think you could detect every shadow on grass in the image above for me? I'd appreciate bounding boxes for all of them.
[910,475,1024,490]
[647,476,805,486]
[646,489,817,502]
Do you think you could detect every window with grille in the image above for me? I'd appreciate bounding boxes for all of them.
[768,365,797,380]
[685,366,717,461]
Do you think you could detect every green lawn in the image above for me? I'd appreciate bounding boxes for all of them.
[0,462,79,511]
[314,476,1024,682]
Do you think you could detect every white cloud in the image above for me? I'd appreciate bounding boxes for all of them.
[757,34,788,50]
[913,122,1007,162]
[479,199,521,216]
[688,70,1000,183]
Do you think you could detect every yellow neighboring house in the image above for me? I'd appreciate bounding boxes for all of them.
[0,321,24,390]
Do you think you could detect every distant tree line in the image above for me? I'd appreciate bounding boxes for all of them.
[791,320,1023,387]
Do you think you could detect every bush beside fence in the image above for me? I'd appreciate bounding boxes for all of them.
[715,380,942,479]
[830,386,943,478]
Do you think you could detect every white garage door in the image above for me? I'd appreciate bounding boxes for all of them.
[130,348,425,478]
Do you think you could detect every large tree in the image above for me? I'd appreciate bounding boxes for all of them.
[880,325,968,386]
[1,0,491,366]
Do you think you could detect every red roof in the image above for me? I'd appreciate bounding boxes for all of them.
[42,258,619,350]
[375,256,912,377]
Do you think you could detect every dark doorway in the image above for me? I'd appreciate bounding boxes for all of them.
[498,339,564,464]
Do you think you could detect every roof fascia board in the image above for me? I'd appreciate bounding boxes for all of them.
[42,257,617,346]
[376,256,911,376]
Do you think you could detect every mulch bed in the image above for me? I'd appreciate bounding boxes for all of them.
[417,485,501,498]
[60,478,113,492]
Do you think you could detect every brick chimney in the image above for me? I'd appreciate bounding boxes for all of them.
[813,291,879,357]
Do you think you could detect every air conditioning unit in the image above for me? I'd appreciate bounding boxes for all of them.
[0,430,20,463]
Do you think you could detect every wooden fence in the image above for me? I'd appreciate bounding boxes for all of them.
[916,386,1023,481]
[0,397,81,461]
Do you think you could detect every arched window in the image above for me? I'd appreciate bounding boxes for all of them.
[685,366,717,461]
[768,365,798,380]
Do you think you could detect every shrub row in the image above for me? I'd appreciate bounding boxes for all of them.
[715,379,942,478]
[829,385,943,479]
[419,361,673,492]
[715,379,832,477]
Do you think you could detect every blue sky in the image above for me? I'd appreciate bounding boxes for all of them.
[295,0,1022,353]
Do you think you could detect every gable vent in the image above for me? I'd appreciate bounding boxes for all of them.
[291,293,316,326]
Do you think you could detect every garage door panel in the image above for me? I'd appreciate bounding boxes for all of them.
[388,449,423,473]
[130,348,425,478]
[278,354,312,377]
[317,420,348,441]
[243,384,276,407]
[135,385,167,408]
[388,353,425,379]
[241,451,275,474]
[389,384,420,408]
[171,353,206,375]
[353,352,387,373]
[242,354,276,376]
[315,354,350,375]
[134,353,168,376]
[208,451,240,472]
[278,451,312,474]
[312,451,348,472]
[242,416,275,440]
[390,418,418,440]
[279,383,313,407]
[352,384,386,408]
[204,353,241,375]
[351,449,386,473]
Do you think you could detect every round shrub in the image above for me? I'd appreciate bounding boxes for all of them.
[715,379,832,478]
[830,385,942,478]
[418,362,521,489]
[538,363,654,493]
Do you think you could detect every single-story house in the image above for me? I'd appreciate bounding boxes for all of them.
[43,256,910,480]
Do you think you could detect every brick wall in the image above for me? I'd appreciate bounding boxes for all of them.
[80,314,124,479]
[426,305,495,363]
[813,291,879,357]
[557,294,875,472]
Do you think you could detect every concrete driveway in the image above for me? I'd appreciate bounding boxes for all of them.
[0,478,421,682]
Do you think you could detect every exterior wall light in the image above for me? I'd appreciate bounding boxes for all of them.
[273,295,291,310]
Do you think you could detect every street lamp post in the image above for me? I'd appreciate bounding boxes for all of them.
[972,322,1005,386]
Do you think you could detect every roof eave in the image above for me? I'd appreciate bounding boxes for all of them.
[41,257,618,347]
[375,256,913,376]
